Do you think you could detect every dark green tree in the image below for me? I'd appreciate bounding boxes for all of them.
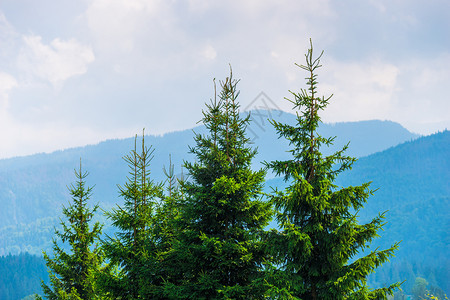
[265,40,401,299]
[167,71,272,299]
[40,161,103,300]
[99,133,163,299]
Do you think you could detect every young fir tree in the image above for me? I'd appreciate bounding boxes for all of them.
[145,155,185,297]
[265,40,401,299]
[99,132,163,299]
[156,155,184,240]
[167,72,272,299]
[39,161,103,300]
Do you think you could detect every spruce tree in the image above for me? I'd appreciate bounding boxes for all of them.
[99,133,163,299]
[265,40,401,299]
[169,71,272,299]
[40,161,103,300]
[156,155,183,242]
[147,155,185,298]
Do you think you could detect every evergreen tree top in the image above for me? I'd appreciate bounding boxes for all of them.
[173,69,272,299]
[268,39,356,185]
[40,160,103,300]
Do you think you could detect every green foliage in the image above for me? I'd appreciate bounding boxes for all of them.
[150,155,184,291]
[40,161,103,299]
[265,40,400,299]
[165,71,272,298]
[98,133,164,299]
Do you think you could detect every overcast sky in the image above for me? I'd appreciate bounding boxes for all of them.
[0,0,449,159]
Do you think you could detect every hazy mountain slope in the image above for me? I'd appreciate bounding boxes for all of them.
[337,129,449,214]
[0,253,48,300]
[337,130,450,292]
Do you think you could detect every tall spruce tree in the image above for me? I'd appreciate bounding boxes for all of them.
[265,40,401,299]
[168,71,272,299]
[40,161,103,300]
[99,132,163,299]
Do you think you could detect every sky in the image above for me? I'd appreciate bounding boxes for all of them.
[0,0,449,159]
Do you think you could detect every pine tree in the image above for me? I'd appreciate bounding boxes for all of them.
[40,161,103,300]
[168,71,272,299]
[265,40,401,299]
[99,132,163,299]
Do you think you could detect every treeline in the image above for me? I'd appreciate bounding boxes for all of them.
[0,253,48,299]
[36,42,404,299]
[369,260,449,299]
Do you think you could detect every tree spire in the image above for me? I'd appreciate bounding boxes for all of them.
[40,160,103,300]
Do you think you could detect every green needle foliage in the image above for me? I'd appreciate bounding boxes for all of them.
[265,40,401,299]
[99,132,163,299]
[168,70,272,299]
[157,155,184,239]
[40,161,103,300]
[146,155,185,298]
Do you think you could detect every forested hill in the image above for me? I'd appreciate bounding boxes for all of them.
[345,130,450,293]
[0,253,48,300]
[338,129,449,219]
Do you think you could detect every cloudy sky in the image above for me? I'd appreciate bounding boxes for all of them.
[0,0,449,159]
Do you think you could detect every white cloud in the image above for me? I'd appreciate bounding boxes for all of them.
[394,53,450,133]
[84,0,166,54]
[81,0,335,77]
[0,13,18,59]
[201,44,217,61]
[0,114,110,158]
[187,0,212,13]
[17,35,94,85]
[306,54,450,135]
[0,69,130,158]
[318,58,400,123]
[0,72,17,91]
[0,72,17,110]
